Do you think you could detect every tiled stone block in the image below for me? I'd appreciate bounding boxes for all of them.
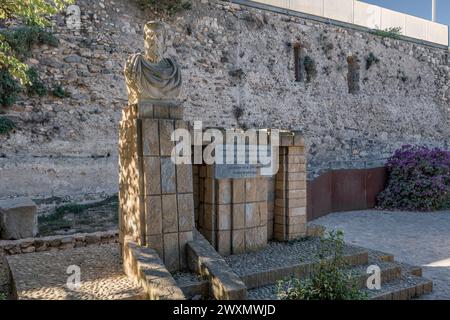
[145,195,162,235]
[179,231,193,269]
[232,229,245,254]
[232,204,245,230]
[163,233,180,272]
[232,179,245,203]
[160,157,176,194]
[203,204,215,231]
[245,203,260,228]
[217,204,231,231]
[245,227,266,251]
[146,234,163,257]
[258,201,268,225]
[162,195,178,233]
[217,179,232,204]
[217,230,231,255]
[245,179,257,202]
[177,194,194,232]
[142,119,160,156]
[159,120,174,156]
[176,164,193,193]
[143,157,161,195]
[255,178,267,201]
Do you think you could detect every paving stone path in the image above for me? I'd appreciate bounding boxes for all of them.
[314,210,450,300]
[7,244,144,300]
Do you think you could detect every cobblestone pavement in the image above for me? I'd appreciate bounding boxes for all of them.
[7,244,144,300]
[314,210,450,300]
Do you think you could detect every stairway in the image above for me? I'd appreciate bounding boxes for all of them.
[174,237,432,300]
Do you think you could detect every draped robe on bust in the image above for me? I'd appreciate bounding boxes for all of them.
[125,53,182,104]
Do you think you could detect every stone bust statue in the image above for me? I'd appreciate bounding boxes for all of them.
[124,21,182,105]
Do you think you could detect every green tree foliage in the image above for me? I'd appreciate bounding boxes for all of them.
[0,0,73,84]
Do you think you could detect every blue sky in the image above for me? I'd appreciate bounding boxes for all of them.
[362,0,450,27]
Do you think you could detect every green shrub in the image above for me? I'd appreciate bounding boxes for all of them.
[371,27,402,40]
[365,52,379,70]
[0,26,58,61]
[26,67,47,96]
[0,292,6,300]
[0,68,21,107]
[377,145,450,211]
[0,116,16,135]
[51,85,70,98]
[278,230,367,300]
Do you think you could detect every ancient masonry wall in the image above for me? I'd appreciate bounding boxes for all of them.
[0,0,448,199]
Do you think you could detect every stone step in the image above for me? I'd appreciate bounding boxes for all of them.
[365,275,433,300]
[246,261,403,300]
[247,265,432,300]
[224,238,369,289]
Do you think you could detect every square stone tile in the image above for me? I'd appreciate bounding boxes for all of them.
[143,157,161,195]
[162,194,178,233]
[217,204,231,231]
[232,179,245,203]
[177,194,194,232]
[232,229,245,254]
[232,204,245,230]
[160,157,176,194]
[142,119,159,156]
[163,233,179,272]
[159,120,174,156]
[145,195,162,235]
[217,230,231,256]
[176,164,193,193]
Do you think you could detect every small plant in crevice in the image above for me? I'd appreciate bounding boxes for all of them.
[0,292,6,300]
[277,230,367,300]
[26,67,47,96]
[397,70,408,83]
[365,52,380,70]
[232,105,244,121]
[371,27,402,40]
[0,116,16,135]
[0,68,21,107]
[138,0,192,15]
[51,85,70,98]
[303,56,317,83]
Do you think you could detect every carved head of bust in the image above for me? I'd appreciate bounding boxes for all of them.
[144,21,167,63]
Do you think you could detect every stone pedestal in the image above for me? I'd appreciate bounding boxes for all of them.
[197,171,268,255]
[119,101,194,272]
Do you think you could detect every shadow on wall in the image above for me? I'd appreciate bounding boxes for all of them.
[307,167,387,221]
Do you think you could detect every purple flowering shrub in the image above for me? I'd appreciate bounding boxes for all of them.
[377,145,450,211]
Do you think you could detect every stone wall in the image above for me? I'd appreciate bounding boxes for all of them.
[0,0,448,199]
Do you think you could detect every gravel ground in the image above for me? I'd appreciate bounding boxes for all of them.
[224,238,367,277]
[314,210,450,300]
[7,244,144,300]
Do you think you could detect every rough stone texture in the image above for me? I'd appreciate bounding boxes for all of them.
[187,230,247,299]
[0,0,448,199]
[314,210,450,300]
[7,243,145,300]
[0,230,118,257]
[0,198,38,240]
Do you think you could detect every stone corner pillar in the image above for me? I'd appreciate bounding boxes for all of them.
[119,100,194,272]
[274,132,307,241]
